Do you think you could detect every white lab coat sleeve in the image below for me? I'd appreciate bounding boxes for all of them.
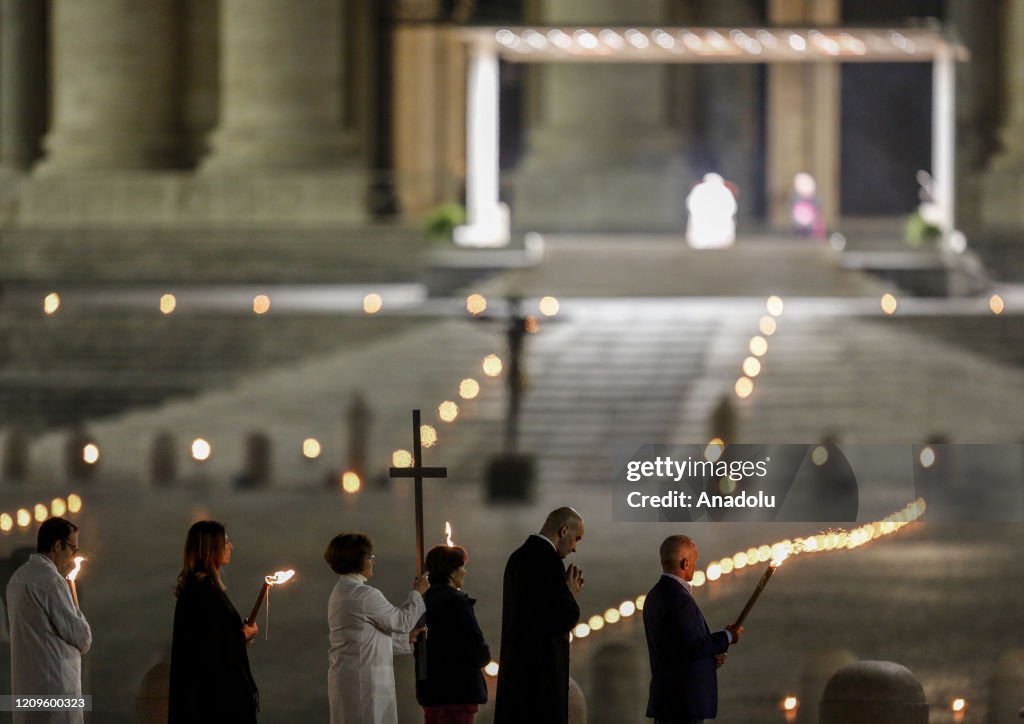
[363,589,424,638]
[41,581,91,655]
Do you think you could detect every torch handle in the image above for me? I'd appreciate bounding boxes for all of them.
[69,580,80,610]
[732,564,777,628]
[246,582,269,626]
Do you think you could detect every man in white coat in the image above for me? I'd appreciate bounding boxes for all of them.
[7,517,92,724]
[685,173,738,249]
[325,533,429,724]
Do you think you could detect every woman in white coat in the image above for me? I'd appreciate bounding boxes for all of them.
[325,533,429,724]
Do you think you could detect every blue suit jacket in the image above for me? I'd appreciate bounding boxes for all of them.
[643,574,730,720]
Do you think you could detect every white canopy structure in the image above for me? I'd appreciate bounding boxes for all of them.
[454,25,967,247]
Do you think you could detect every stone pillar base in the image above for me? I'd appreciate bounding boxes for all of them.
[17,170,368,226]
[980,160,1024,232]
[201,130,359,172]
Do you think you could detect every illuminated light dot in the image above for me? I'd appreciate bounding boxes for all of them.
[919,446,935,468]
[51,498,67,517]
[733,552,748,569]
[392,449,413,468]
[989,294,1005,315]
[539,296,560,317]
[67,494,82,514]
[691,570,706,587]
[482,354,503,377]
[588,615,605,631]
[160,294,177,314]
[704,440,724,462]
[784,696,799,711]
[719,558,734,575]
[619,601,636,617]
[525,316,540,334]
[749,336,768,356]
[773,541,792,559]
[466,294,487,316]
[746,547,759,561]
[484,661,500,677]
[302,438,322,459]
[459,378,480,400]
[191,438,212,461]
[759,315,777,336]
[811,445,829,466]
[252,294,271,314]
[17,509,31,527]
[573,623,591,638]
[44,292,61,315]
[880,293,898,315]
[420,424,438,448]
[719,477,736,494]
[742,356,762,378]
[0,514,11,532]
[363,293,383,314]
[603,608,621,624]
[951,698,965,713]
[341,471,362,494]
[706,563,722,581]
[766,295,784,317]
[757,545,771,561]
[735,376,754,399]
[34,504,47,522]
[635,594,646,610]
[438,401,459,423]
[803,537,819,551]
[82,443,100,465]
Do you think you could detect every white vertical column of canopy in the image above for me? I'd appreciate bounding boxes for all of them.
[932,45,956,237]
[454,40,510,247]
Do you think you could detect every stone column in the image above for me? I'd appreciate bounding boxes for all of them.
[40,0,183,170]
[695,0,762,218]
[516,0,686,231]
[203,0,356,169]
[766,0,840,227]
[0,0,48,172]
[980,0,1024,232]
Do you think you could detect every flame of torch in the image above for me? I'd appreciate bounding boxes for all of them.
[247,569,296,626]
[733,551,788,628]
[445,522,454,547]
[67,556,85,582]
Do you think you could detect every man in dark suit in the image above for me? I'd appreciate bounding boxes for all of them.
[494,507,585,724]
[643,535,742,724]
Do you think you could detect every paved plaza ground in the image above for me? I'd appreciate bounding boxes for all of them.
[1,232,1022,722]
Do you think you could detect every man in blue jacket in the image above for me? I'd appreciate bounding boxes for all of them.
[643,535,741,724]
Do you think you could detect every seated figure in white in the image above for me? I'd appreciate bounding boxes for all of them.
[686,173,737,249]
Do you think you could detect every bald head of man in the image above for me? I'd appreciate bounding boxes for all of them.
[660,535,699,582]
[540,507,584,559]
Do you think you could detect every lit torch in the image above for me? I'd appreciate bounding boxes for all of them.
[246,569,296,628]
[732,548,790,628]
[445,521,455,547]
[66,556,85,609]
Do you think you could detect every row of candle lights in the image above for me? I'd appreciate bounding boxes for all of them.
[0,494,83,533]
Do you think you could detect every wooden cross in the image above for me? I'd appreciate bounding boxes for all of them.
[389,409,448,574]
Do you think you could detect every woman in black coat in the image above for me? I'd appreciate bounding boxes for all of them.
[169,520,259,723]
[417,545,491,724]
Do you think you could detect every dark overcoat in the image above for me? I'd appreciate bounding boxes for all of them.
[169,575,259,724]
[416,584,491,707]
[493,536,580,724]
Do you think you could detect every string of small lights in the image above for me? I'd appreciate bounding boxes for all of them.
[0,494,84,533]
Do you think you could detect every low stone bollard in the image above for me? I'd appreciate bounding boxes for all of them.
[990,649,1024,724]
[590,642,643,724]
[797,649,857,724]
[2,425,31,482]
[135,660,169,724]
[708,396,737,444]
[568,676,587,724]
[346,391,372,483]
[149,431,177,487]
[819,661,927,724]
[236,432,271,489]
[63,428,97,482]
